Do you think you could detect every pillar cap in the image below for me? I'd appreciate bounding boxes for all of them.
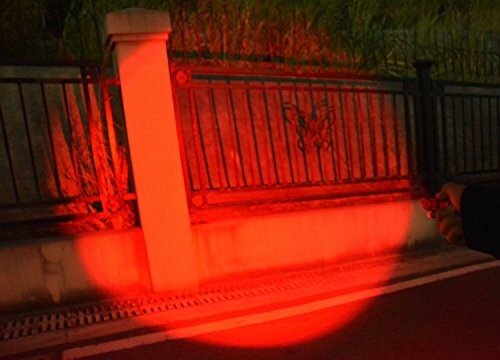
[105,8,171,44]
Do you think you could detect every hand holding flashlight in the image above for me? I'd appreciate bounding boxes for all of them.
[422,182,467,244]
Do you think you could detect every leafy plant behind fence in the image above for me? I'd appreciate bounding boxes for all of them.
[0,72,136,238]
[1,0,498,82]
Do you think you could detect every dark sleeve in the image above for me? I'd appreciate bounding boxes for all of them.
[460,184,500,258]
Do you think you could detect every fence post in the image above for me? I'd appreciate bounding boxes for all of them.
[414,60,440,195]
[105,9,198,292]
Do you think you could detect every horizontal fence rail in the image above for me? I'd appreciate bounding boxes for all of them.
[0,66,136,238]
[172,68,417,209]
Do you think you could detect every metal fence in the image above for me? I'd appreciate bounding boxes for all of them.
[0,65,136,238]
[172,65,500,211]
[172,67,417,208]
[1,63,498,231]
[433,81,500,183]
[405,62,500,202]
[374,30,500,82]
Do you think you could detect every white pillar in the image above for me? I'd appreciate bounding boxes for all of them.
[105,9,198,292]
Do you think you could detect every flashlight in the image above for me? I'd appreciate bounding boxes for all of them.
[421,197,450,219]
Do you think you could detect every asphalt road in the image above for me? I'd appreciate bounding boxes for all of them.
[83,266,500,360]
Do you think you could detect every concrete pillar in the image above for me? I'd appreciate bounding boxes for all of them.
[105,9,198,292]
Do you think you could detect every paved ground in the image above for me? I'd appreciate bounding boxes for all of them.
[84,266,500,360]
[2,246,499,360]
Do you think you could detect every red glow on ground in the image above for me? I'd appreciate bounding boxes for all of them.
[193,297,373,348]
[75,16,417,348]
[75,200,413,348]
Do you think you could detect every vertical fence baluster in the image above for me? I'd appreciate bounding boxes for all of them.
[189,84,210,204]
[343,88,359,180]
[451,95,459,173]
[18,82,41,201]
[479,96,486,172]
[272,82,290,184]
[438,83,448,176]
[351,91,365,179]
[366,92,378,178]
[226,83,247,188]
[308,81,325,183]
[277,81,295,184]
[81,68,107,211]
[245,84,264,186]
[170,71,194,205]
[208,85,230,189]
[402,80,414,178]
[40,83,63,198]
[378,92,390,177]
[469,96,477,172]
[323,85,339,182]
[461,95,468,173]
[101,80,120,186]
[261,82,280,185]
[239,87,253,187]
[337,85,351,181]
[0,99,20,203]
[497,97,500,170]
[391,93,401,176]
[294,83,310,183]
[61,81,83,195]
[488,96,494,171]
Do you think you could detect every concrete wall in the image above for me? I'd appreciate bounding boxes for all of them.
[0,198,439,313]
[0,229,151,313]
[192,199,439,283]
[0,198,441,313]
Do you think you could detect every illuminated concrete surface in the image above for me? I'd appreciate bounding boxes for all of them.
[1,246,497,359]
[106,9,198,292]
[0,229,151,311]
[85,264,500,360]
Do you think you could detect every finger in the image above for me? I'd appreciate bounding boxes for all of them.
[446,227,464,245]
[439,215,462,238]
[436,184,451,201]
[437,182,467,212]
[436,206,456,222]
[439,217,454,236]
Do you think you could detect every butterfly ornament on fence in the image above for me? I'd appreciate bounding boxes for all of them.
[282,98,335,153]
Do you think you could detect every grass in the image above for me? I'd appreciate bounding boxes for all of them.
[2,0,498,81]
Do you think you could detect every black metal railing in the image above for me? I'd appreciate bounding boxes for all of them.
[437,83,500,178]
[0,65,136,238]
[173,64,500,211]
[412,60,500,196]
[1,62,497,229]
[172,67,417,208]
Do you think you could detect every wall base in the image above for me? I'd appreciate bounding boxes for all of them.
[192,200,440,283]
